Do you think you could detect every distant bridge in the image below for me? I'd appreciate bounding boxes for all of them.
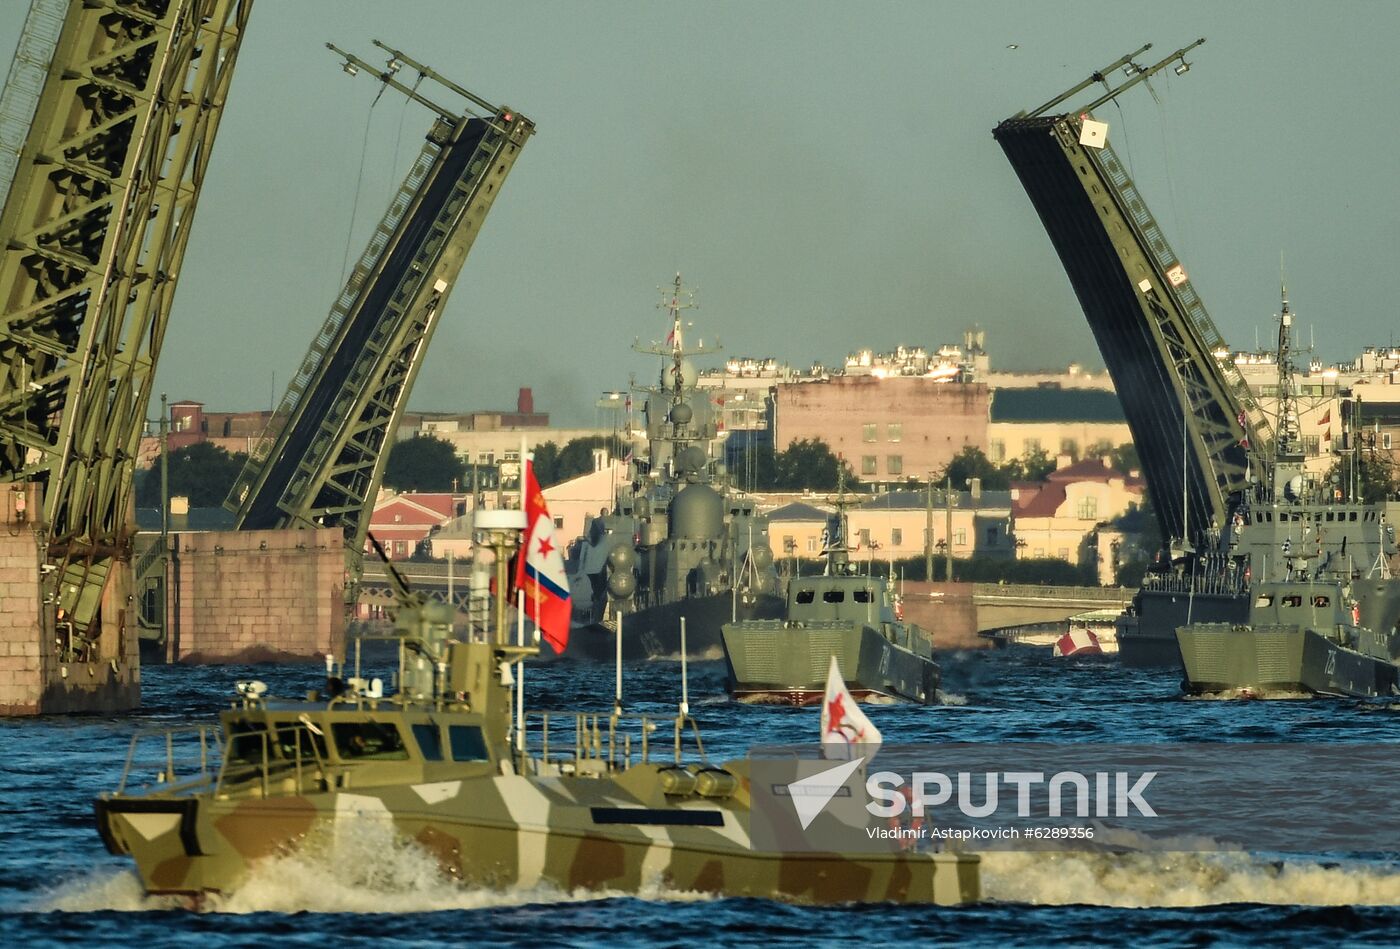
[969,583,1132,631]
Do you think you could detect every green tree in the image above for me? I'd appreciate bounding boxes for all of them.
[1003,447,1055,483]
[382,435,466,492]
[773,438,855,491]
[552,435,614,485]
[1326,452,1397,505]
[135,442,249,508]
[940,446,1009,491]
[531,440,562,487]
[734,441,778,493]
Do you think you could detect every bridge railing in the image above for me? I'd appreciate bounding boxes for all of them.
[970,583,1134,603]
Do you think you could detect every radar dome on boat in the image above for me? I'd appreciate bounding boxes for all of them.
[663,358,698,390]
[677,445,707,476]
[670,401,694,425]
[670,483,723,539]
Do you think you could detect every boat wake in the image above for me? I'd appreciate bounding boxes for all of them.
[32,827,719,914]
[1184,689,1315,701]
[936,690,968,706]
[651,646,724,662]
[982,850,1400,907]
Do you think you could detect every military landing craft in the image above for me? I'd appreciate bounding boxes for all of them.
[722,488,940,705]
[1173,291,1400,698]
[562,275,782,660]
[94,513,978,905]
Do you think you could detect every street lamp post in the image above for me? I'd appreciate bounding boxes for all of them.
[925,472,934,581]
[944,474,954,583]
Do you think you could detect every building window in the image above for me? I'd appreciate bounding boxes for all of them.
[1385,433,1393,450]
[891,528,903,546]
[887,454,903,476]
[859,528,872,547]
[863,423,878,443]
[807,536,818,553]
[862,455,877,475]
[1058,548,1070,561]
[989,439,1005,462]
[1076,497,1098,520]
[1024,438,1041,454]
[887,422,902,443]
[782,534,795,552]
[553,516,564,528]
[954,529,966,546]
[986,526,999,545]
[1033,548,1045,559]
[1060,438,1078,457]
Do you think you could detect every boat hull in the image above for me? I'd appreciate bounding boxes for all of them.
[1118,589,1245,668]
[95,764,979,905]
[1176,624,1400,699]
[547,592,784,661]
[722,620,939,705]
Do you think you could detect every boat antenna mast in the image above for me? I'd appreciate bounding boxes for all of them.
[1273,281,1305,465]
[632,274,721,481]
[822,467,856,577]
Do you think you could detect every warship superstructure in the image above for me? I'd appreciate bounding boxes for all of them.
[721,489,940,705]
[1172,291,1400,696]
[93,513,978,905]
[1177,576,1400,698]
[562,276,782,660]
[1119,289,1400,667]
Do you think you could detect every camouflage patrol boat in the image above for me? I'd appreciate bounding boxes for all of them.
[94,515,977,905]
[721,495,940,706]
[1177,575,1400,698]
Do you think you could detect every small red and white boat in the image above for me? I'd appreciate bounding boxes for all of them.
[1052,626,1103,657]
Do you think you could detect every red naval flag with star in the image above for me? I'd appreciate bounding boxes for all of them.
[513,457,571,653]
[820,655,882,759]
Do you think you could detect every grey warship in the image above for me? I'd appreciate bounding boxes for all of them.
[1119,290,1400,668]
[1174,294,1400,697]
[721,489,940,706]
[558,275,782,661]
[1177,576,1400,698]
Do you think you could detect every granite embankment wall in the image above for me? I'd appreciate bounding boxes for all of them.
[166,527,345,663]
[0,484,138,715]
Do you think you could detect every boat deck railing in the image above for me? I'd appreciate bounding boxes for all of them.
[1140,572,1249,598]
[216,722,331,797]
[516,710,707,776]
[110,725,223,797]
[107,721,336,800]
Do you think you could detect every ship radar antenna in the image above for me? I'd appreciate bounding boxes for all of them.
[1273,276,1304,466]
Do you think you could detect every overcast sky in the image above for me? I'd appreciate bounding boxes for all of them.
[3,1,1398,426]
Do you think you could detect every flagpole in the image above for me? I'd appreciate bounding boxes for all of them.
[680,616,689,717]
[516,586,525,769]
[614,609,623,719]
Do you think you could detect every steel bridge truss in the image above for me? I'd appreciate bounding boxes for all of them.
[0,0,252,641]
[228,43,534,590]
[994,41,1268,546]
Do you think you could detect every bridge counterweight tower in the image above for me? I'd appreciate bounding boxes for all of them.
[228,43,535,602]
[994,40,1269,548]
[0,0,253,710]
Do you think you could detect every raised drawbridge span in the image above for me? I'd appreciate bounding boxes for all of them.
[227,43,534,594]
[993,41,1269,548]
[0,0,252,654]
